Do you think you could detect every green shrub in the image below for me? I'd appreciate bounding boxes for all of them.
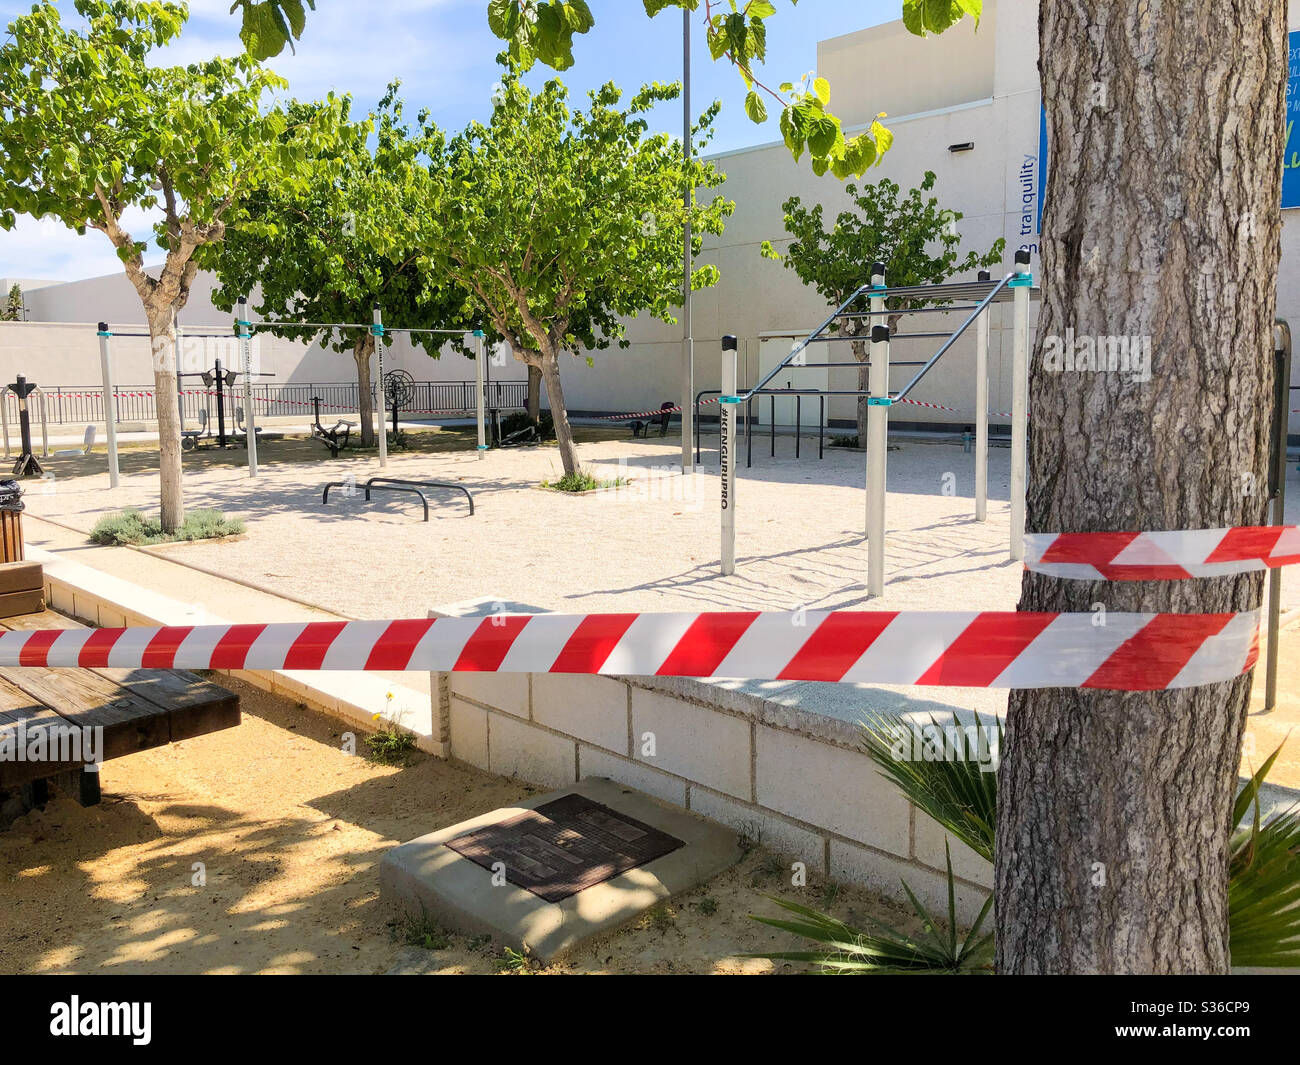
[541,467,629,493]
[829,435,860,448]
[89,508,245,546]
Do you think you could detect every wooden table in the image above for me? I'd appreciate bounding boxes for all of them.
[0,611,240,808]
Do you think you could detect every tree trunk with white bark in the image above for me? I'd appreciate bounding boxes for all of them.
[995,0,1284,974]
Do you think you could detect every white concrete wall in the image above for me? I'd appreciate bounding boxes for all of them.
[439,668,993,924]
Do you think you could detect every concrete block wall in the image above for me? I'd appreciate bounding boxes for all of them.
[438,669,994,924]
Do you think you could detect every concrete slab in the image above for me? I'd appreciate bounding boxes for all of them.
[379,776,743,963]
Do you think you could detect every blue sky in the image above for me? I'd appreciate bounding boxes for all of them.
[0,0,899,282]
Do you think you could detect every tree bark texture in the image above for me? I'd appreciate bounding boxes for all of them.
[995,1,1285,973]
[353,334,375,448]
[527,364,542,422]
[538,347,579,476]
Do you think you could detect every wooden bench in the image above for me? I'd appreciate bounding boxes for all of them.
[0,611,240,810]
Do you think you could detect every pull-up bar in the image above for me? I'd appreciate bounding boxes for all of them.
[718,252,1036,595]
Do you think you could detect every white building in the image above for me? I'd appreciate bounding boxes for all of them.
[1,1,1296,438]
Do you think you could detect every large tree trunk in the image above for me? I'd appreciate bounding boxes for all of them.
[527,364,542,422]
[537,347,579,476]
[995,0,1283,974]
[353,334,375,448]
[146,305,185,532]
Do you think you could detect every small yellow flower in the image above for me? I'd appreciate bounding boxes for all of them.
[371,712,382,721]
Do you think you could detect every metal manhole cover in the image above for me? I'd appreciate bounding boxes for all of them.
[444,793,686,903]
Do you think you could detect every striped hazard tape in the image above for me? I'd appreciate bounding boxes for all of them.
[0,608,1261,691]
[1025,526,1300,580]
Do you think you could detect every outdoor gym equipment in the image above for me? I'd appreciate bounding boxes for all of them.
[181,409,211,450]
[1,380,50,466]
[321,476,475,522]
[311,397,354,457]
[249,307,488,466]
[384,368,415,438]
[6,377,43,478]
[718,251,1037,595]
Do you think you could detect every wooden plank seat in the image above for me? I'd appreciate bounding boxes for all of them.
[0,610,240,809]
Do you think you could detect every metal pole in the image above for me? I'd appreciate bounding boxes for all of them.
[720,335,738,575]
[37,390,48,456]
[867,321,890,597]
[746,397,753,469]
[97,324,120,488]
[819,396,825,460]
[795,395,801,459]
[373,304,387,468]
[1266,319,1292,711]
[175,318,185,431]
[237,298,258,477]
[1,393,9,459]
[866,261,886,538]
[680,8,695,474]
[474,329,487,459]
[975,269,991,522]
[770,396,775,457]
[1009,249,1032,561]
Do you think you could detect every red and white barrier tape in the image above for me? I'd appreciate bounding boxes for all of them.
[0,608,1261,691]
[1025,526,1300,580]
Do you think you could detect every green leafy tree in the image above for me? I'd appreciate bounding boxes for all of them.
[0,1,335,529]
[231,0,314,60]
[418,72,733,475]
[202,90,476,448]
[0,283,22,322]
[483,1,980,178]
[761,171,1004,444]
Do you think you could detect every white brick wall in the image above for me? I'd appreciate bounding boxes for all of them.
[449,673,529,718]
[578,746,686,806]
[631,688,752,799]
[487,714,576,789]
[532,674,629,752]
[830,838,991,927]
[688,786,827,874]
[754,726,911,855]
[448,697,489,771]
[432,666,996,926]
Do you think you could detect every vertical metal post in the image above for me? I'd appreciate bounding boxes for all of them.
[97,323,120,488]
[1009,249,1032,560]
[474,329,487,459]
[1,395,9,459]
[975,268,991,522]
[720,335,738,575]
[175,319,185,431]
[746,397,753,469]
[795,395,802,459]
[373,304,387,468]
[237,298,258,477]
[1266,320,1292,711]
[866,261,886,540]
[867,319,891,598]
[819,397,825,460]
[680,7,694,474]
[770,396,775,456]
[36,390,48,456]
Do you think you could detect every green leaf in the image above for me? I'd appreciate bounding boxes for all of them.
[744,89,767,124]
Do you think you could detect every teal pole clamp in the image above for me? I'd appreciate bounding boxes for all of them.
[1008,275,1034,288]
[96,331,112,338]
[472,329,485,338]
[868,286,887,296]
[370,324,385,337]
[476,445,490,451]
[867,397,893,407]
[718,395,743,404]
[236,319,252,339]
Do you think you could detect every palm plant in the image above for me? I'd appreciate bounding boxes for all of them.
[750,712,1300,971]
[750,844,993,974]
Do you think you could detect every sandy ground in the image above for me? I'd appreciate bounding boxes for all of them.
[0,676,919,976]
